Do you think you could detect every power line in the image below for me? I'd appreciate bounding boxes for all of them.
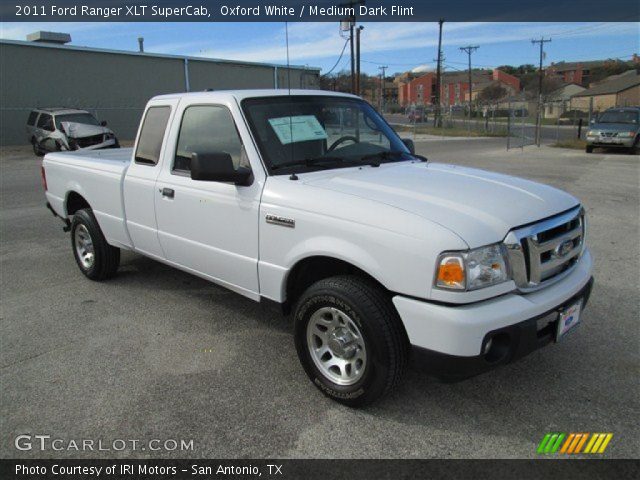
[321,38,350,76]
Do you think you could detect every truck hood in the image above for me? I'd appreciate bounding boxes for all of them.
[61,121,111,139]
[301,161,580,247]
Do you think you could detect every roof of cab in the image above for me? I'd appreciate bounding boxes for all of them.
[149,89,360,102]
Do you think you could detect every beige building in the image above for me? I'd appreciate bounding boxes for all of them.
[544,84,586,118]
[570,70,640,112]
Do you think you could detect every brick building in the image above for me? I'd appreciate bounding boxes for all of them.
[396,69,520,108]
[547,55,640,87]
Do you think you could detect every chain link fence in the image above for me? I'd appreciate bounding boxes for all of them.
[390,96,632,150]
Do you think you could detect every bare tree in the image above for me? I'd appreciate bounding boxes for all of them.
[477,82,507,103]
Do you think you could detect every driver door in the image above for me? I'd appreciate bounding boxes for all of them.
[154,100,263,299]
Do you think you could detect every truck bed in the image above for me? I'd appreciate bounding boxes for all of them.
[43,148,133,249]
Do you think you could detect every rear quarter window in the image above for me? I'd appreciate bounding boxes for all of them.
[134,106,171,166]
[27,111,39,126]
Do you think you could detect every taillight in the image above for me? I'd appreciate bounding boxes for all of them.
[41,164,47,191]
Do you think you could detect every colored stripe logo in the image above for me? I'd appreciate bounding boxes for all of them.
[537,433,612,454]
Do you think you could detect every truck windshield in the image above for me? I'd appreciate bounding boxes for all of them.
[597,110,639,124]
[241,95,411,174]
[55,113,100,129]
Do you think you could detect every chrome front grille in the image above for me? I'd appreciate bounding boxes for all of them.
[504,207,585,292]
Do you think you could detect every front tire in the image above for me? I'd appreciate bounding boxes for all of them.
[585,145,594,153]
[71,208,120,280]
[294,276,409,407]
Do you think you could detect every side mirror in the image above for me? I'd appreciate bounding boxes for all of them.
[402,138,415,155]
[190,152,252,186]
[100,120,107,127]
[589,117,596,124]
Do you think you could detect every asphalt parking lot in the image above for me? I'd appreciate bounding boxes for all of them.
[1,140,638,459]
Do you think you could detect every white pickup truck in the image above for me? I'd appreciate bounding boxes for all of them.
[42,90,594,406]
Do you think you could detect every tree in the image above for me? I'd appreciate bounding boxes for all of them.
[496,64,536,76]
[588,60,635,85]
[520,74,563,99]
[477,82,507,103]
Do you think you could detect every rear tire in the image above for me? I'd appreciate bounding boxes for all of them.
[294,275,409,407]
[70,208,120,281]
[585,145,593,153]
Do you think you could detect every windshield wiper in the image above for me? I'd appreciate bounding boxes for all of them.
[359,150,427,165]
[271,156,344,171]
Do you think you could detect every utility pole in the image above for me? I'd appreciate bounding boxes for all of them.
[356,26,364,96]
[434,19,444,127]
[378,65,388,112]
[340,0,365,94]
[459,45,479,128]
[532,37,551,146]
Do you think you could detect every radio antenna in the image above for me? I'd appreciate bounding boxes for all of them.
[285,21,292,95]
[284,22,297,179]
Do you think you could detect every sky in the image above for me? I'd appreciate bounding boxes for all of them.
[0,22,638,75]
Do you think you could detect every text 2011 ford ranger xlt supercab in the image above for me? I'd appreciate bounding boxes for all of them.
[43,90,594,406]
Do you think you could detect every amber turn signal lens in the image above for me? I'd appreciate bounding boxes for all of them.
[437,257,465,288]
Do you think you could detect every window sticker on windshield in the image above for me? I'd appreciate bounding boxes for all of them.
[268,115,328,145]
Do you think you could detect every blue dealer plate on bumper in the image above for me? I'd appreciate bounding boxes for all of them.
[556,300,582,341]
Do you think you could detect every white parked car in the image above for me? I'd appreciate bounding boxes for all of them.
[42,90,593,406]
[26,108,119,156]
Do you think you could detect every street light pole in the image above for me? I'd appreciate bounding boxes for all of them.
[356,26,364,96]
[340,0,365,94]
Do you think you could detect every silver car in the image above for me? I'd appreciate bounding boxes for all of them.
[585,107,640,154]
[26,108,119,157]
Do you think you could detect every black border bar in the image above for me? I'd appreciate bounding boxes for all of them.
[2,459,638,480]
[1,0,639,22]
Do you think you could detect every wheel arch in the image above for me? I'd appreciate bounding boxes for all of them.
[283,255,391,314]
[65,190,92,217]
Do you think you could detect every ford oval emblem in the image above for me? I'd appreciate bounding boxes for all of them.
[554,240,573,258]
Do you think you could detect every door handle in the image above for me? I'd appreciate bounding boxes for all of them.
[160,187,175,199]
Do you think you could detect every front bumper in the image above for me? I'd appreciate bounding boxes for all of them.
[393,249,593,376]
[586,136,634,147]
[411,277,593,379]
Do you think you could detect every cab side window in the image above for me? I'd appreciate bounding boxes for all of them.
[37,113,54,132]
[173,105,246,174]
[135,106,171,166]
[27,111,39,126]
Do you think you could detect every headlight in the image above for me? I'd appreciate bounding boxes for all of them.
[617,131,635,138]
[435,244,509,291]
[586,130,597,136]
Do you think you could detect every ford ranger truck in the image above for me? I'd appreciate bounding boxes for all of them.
[42,90,594,406]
